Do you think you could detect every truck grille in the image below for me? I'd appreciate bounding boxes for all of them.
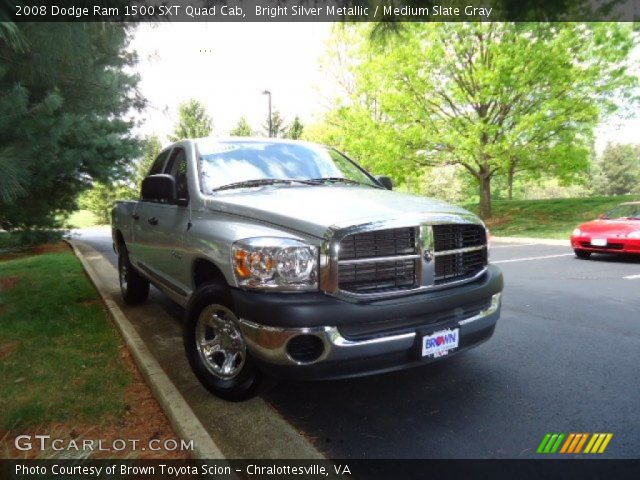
[338,259,417,293]
[337,227,418,293]
[339,227,416,260]
[434,223,486,251]
[334,224,487,295]
[433,224,487,284]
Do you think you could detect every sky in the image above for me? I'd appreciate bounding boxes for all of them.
[130,22,333,143]
[130,22,639,153]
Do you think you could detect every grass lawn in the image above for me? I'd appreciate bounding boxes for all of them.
[464,195,640,239]
[0,246,185,458]
[0,247,130,428]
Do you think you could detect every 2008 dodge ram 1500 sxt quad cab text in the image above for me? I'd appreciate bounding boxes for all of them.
[112,138,503,400]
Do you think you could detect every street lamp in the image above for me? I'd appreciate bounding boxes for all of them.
[262,90,272,138]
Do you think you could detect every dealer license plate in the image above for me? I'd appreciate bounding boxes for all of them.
[591,238,608,247]
[422,328,459,358]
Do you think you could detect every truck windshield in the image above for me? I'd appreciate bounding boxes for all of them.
[197,140,379,194]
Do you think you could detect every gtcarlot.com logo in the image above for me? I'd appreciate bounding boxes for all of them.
[537,433,613,454]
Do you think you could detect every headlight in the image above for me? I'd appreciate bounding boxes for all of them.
[231,238,318,290]
[572,228,582,236]
[627,230,640,239]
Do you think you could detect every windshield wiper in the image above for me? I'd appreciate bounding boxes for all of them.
[213,178,315,192]
[307,177,365,186]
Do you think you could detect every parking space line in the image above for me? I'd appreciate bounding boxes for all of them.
[623,274,640,280]
[491,243,536,249]
[493,253,574,264]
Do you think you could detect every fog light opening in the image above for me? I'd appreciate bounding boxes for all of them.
[286,335,325,364]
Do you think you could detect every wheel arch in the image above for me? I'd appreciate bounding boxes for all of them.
[192,258,230,289]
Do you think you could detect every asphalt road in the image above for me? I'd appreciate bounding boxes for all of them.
[73,229,640,459]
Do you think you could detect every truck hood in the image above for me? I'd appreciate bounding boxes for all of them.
[204,185,478,238]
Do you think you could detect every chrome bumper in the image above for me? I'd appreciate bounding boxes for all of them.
[238,293,502,366]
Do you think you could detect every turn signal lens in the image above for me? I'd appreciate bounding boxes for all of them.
[234,250,250,278]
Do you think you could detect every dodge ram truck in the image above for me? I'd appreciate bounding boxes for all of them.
[112,138,503,400]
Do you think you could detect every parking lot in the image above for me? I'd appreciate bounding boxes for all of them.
[75,230,640,459]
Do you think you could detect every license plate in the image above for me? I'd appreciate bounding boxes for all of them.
[591,238,607,247]
[422,328,459,358]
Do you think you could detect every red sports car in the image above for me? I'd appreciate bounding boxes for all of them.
[571,202,640,259]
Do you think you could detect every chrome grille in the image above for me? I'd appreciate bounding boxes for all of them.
[331,222,487,297]
[433,224,487,284]
[339,227,417,260]
[338,259,417,293]
[337,227,418,293]
[433,224,486,251]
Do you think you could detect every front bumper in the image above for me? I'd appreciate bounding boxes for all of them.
[233,265,503,380]
[571,236,640,254]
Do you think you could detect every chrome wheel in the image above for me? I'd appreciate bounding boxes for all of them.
[119,260,128,292]
[195,304,246,380]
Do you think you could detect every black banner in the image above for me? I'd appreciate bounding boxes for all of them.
[2,0,640,22]
[1,459,640,480]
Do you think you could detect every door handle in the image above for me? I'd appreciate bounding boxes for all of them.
[147,217,158,226]
[132,213,139,220]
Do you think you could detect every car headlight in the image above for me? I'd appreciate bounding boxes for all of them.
[627,230,640,239]
[231,238,318,290]
[572,228,582,236]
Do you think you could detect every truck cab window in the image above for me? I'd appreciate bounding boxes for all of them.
[149,150,170,175]
[165,148,189,203]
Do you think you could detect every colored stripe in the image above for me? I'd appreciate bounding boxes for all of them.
[593,434,608,453]
[560,434,575,454]
[550,433,565,453]
[588,434,605,453]
[597,434,613,454]
[574,433,589,453]
[537,433,552,453]
[544,434,559,453]
[584,434,598,453]
[567,434,581,453]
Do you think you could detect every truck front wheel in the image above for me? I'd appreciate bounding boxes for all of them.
[183,283,261,401]
[118,248,150,305]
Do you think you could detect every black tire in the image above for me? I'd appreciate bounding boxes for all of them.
[118,247,150,305]
[183,283,262,401]
[574,249,591,259]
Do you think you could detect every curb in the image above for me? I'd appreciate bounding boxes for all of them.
[492,236,569,247]
[66,239,225,460]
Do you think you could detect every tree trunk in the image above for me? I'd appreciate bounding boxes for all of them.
[507,164,515,200]
[479,174,492,219]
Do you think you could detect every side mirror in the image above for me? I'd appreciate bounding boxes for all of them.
[375,175,393,190]
[141,174,177,203]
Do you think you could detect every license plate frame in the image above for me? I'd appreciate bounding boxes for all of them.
[421,328,460,359]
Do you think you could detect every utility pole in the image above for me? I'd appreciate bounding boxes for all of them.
[262,90,272,137]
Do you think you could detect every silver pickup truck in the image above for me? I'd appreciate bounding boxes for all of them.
[112,138,503,400]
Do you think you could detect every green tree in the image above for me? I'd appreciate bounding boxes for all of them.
[134,136,163,189]
[263,109,288,138]
[79,182,135,225]
[315,23,637,218]
[286,116,304,139]
[169,99,213,141]
[595,143,640,195]
[80,135,162,223]
[230,116,253,136]
[0,22,142,231]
